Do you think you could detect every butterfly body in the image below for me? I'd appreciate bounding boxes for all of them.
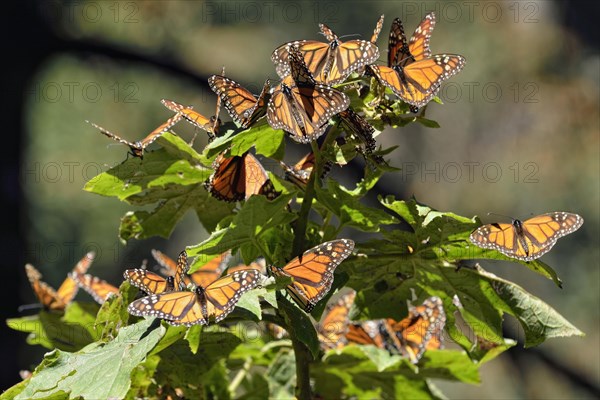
[269,239,354,312]
[469,212,584,261]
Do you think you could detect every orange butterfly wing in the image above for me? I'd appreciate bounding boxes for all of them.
[409,12,435,61]
[317,291,356,350]
[269,239,354,312]
[151,249,178,277]
[346,320,386,348]
[124,269,174,294]
[188,251,232,288]
[56,252,95,305]
[161,99,219,140]
[72,273,119,304]
[470,212,583,261]
[25,264,65,311]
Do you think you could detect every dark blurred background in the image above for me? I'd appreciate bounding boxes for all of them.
[2,0,598,397]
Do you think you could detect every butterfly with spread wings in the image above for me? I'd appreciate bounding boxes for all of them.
[469,212,584,261]
[24,253,94,311]
[161,98,221,142]
[272,17,381,85]
[88,113,183,159]
[208,76,271,129]
[205,151,279,202]
[367,13,466,110]
[317,290,356,350]
[128,267,262,326]
[72,272,119,305]
[269,239,354,312]
[267,46,350,143]
[346,296,445,364]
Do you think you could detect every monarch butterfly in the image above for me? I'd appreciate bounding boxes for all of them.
[317,290,356,350]
[208,76,271,128]
[24,253,94,311]
[88,113,183,158]
[267,46,350,143]
[367,13,466,109]
[385,296,446,363]
[269,239,355,312]
[469,212,584,261]
[161,98,221,142]
[279,146,334,188]
[72,272,119,305]
[127,269,262,326]
[123,269,175,295]
[346,296,445,364]
[271,17,381,85]
[206,151,279,202]
[150,249,232,290]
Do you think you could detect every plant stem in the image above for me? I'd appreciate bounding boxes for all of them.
[292,126,340,256]
[290,333,312,400]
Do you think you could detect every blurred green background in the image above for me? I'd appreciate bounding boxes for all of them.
[8,0,599,397]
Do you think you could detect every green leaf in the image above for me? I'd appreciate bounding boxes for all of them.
[312,346,436,399]
[187,194,296,257]
[154,331,241,398]
[266,349,296,398]
[15,318,164,400]
[125,354,160,400]
[231,123,286,159]
[93,280,136,340]
[119,184,234,241]
[7,302,99,351]
[84,137,210,201]
[476,266,584,347]
[315,180,397,231]
[279,296,320,359]
[416,116,441,128]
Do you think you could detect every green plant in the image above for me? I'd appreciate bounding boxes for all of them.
[5,44,583,400]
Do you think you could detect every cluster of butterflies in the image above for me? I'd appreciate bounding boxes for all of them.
[24,252,119,311]
[24,239,355,328]
[88,13,466,202]
[316,292,445,363]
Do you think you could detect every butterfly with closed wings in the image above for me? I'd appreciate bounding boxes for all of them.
[206,151,279,202]
[24,252,94,311]
[469,212,584,261]
[367,13,466,110]
[208,76,271,129]
[161,98,221,142]
[88,113,183,159]
[269,239,354,312]
[267,46,350,143]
